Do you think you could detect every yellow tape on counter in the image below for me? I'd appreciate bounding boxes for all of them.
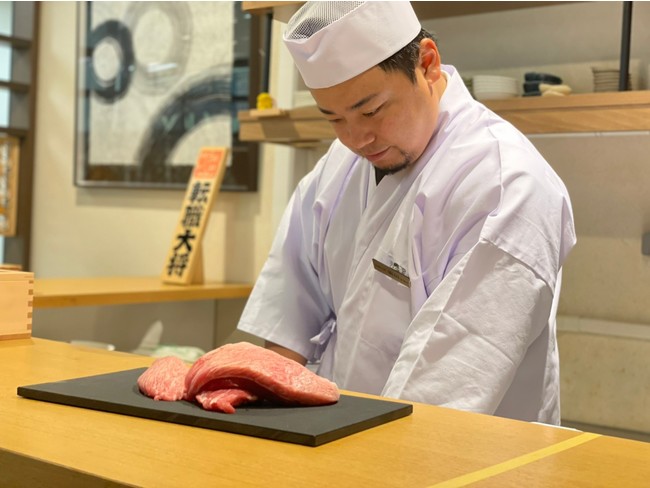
[430,432,601,488]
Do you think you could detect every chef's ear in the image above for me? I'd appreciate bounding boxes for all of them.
[419,38,442,82]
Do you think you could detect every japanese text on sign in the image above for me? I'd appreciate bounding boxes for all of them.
[162,147,228,284]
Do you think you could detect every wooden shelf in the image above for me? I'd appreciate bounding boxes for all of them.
[483,90,650,134]
[0,127,28,138]
[2,3,39,271]
[238,91,650,146]
[242,1,574,18]
[0,80,30,93]
[0,34,31,49]
[241,1,298,15]
[238,105,333,147]
[33,276,253,308]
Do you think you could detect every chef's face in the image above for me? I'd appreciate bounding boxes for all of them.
[311,39,445,174]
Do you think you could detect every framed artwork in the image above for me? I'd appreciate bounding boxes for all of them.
[74,1,267,191]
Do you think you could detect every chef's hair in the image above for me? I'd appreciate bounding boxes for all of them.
[378,29,439,85]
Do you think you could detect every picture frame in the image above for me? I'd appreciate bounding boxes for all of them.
[74,1,266,191]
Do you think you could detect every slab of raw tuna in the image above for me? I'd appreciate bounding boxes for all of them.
[195,389,258,414]
[137,356,189,401]
[185,342,339,411]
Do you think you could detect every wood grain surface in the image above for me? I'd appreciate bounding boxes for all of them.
[32,276,253,308]
[2,338,649,487]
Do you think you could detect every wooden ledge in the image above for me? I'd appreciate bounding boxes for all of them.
[238,90,650,145]
[33,276,253,308]
[483,90,650,134]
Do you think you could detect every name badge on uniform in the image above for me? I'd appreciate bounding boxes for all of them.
[372,258,411,288]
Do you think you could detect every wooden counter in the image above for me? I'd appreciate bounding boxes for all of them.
[1,338,649,487]
[32,276,253,308]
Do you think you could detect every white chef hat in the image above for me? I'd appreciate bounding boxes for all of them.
[283,1,421,89]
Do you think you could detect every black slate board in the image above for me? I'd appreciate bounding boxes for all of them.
[17,368,412,447]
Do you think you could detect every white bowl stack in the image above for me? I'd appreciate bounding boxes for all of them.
[472,75,519,101]
[592,68,631,92]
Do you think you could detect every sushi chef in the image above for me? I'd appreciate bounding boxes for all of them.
[237,1,575,424]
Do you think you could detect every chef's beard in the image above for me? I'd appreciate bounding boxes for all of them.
[374,147,413,175]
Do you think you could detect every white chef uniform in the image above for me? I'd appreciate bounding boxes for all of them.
[237,64,575,424]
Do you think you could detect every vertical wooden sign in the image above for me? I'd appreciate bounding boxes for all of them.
[161,147,229,285]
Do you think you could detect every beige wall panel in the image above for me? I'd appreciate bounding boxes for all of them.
[559,330,650,433]
[531,133,650,324]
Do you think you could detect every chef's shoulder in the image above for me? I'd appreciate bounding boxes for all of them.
[414,117,565,229]
[486,120,570,200]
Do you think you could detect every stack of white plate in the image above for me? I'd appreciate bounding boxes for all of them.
[592,68,631,92]
[472,75,519,101]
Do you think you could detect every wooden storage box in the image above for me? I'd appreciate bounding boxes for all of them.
[0,269,34,340]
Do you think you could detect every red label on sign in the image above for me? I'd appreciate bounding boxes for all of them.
[193,149,224,179]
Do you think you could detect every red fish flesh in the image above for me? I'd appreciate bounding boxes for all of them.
[185,342,339,410]
[137,356,189,401]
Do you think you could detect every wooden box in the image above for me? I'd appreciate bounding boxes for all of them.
[0,269,34,340]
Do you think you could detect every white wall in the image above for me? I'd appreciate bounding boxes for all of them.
[30,2,280,351]
[427,2,650,90]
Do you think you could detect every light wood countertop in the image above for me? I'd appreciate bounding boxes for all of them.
[1,338,649,487]
[32,276,253,308]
